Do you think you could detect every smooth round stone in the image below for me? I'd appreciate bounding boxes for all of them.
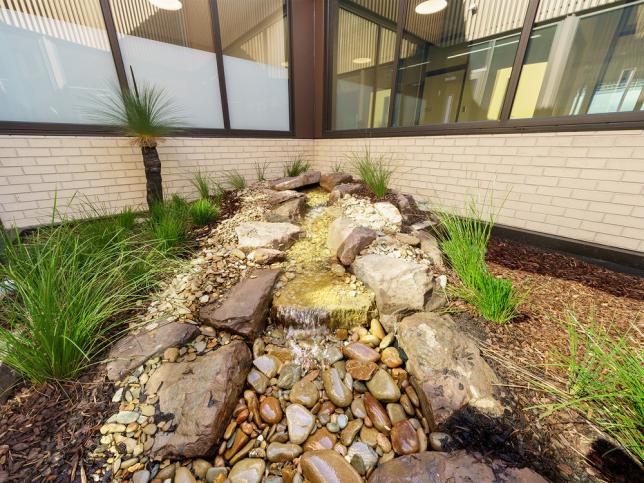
[351,397,367,418]
[342,342,379,362]
[370,319,386,340]
[252,338,265,359]
[337,414,348,429]
[376,432,392,453]
[253,355,281,378]
[247,369,270,394]
[174,467,197,483]
[156,465,176,480]
[300,449,362,483]
[192,459,212,479]
[381,347,403,368]
[345,360,378,381]
[326,422,340,433]
[390,419,420,455]
[321,368,353,407]
[290,379,319,408]
[304,428,337,452]
[353,381,367,393]
[228,458,265,483]
[323,346,343,365]
[285,404,315,444]
[115,411,139,424]
[266,442,303,462]
[348,442,378,476]
[379,333,395,349]
[206,467,228,483]
[277,363,302,389]
[359,425,380,447]
[359,334,381,348]
[429,431,454,451]
[131,470,150,483]
[386,403,407,425]
[259,396,283,425]
[363,393,392,434]
[366,369,401,402]
[340,418,363,446]
[399,394,415,415]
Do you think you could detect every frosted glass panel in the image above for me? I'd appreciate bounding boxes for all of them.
[217,0,290,131]
[0,0,119,124]
[110,0,223,129]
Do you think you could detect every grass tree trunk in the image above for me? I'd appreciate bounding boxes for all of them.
[141,143,163,209]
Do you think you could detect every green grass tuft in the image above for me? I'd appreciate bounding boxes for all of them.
[331,161,344,173]
[283,155,311,177]
[254,161,270,181]
[189,199,220,227]
[349,147,393,198]
[191,170,211,200]
[115,206,137,231]
[225,170,247,191]
[148,195,190,251]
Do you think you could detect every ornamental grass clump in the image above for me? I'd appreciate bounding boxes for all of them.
[254,161,270,181]
[434,196,523,323]
[283,155,311,177]
[191,170,212,200]
[148,195,190,252]
[189,198,220,227]
[225,170,247,191]
[350,147,393,198]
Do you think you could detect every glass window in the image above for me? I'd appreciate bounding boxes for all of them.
[330,2,398,130]
[511,0,644,118]
[0,0,119,124]
[217,0,290,131]
[110,0,224,129]
[393,0,529,127]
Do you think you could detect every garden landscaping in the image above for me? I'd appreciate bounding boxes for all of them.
[0,167,642,483]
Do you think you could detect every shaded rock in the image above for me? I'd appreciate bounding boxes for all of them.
[366,369,401,402]
[259,396,283,424]
[329,183,363,203]
[290,379,319,408]
[267,196,307,223]
[247,369,269,394]
[304,428,337,452]
[0,362,17,404]
[346,360,378,381]
[389,192,420,223]
[271,171,321,191]
[236,222,303,252]
[106,320,199,382]
[200,270,279,339]
[267,189,306,206]
[300,450,362,483]
[321,172,353,191]
[247,248,286,265]
[368,450,548,483]
[277,363,301,389]
[429,432,454,452]
[390,419,419,455]
[351,254,433,325]
[285,404,315,444]
[321,368,353,407]
[228,458,265,483]
[327,217,356,255]
[414,230,445,270]
[337,227,377,266]
[267,442,303,462]
[348,442,378,475]
[147,341,251,458]
[397,312,501,426]
[395,233,420,246]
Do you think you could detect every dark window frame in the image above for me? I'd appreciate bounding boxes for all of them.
[0,0,295,138]
[324,0,644,138]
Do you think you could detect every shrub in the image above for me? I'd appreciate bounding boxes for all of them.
[283,155,310,177]
[212,181,226,205]
[254,161,269,181]
[225,170,247,191]
[191,170,211,200]
[350,147,393,198]
[189,199,220,227]
[148,196,190,251]
[0,224,168,382]
[434,197,523,324]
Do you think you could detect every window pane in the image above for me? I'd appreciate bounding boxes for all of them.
[511,0,644,118]
[110,0,224,129]
[394,0,529,126]
[217,0,290,131]
[0,0,119,124]
[331,2,398,130]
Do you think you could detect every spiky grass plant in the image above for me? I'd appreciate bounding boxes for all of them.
[254,161,270,181]
[0,223,169,382]
[115,207,137,231]
[283,155,311,177]
[189,199,220,227]
[212,181,226,205]
[349,147,393,198]
[434,196,523,324]
[148,195,190,251]
[331,161,344,173]
[191,170,211,200]
[93,84,181,208]
[225,170,247,191]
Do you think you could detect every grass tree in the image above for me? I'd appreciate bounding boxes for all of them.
[95,84,181,209]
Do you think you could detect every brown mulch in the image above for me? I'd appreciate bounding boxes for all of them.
[218,189,241,221]
[0,370,114,482]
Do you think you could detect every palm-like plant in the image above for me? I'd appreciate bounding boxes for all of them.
[94,84,181,209]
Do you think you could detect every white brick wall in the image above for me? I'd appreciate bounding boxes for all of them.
[313,131,644,253]
[0,136,313,228]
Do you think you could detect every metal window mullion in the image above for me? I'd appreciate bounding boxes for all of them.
[499,0,541,122]
[209,0,231,130]
[387,0,408,128]
[99,0,128,90]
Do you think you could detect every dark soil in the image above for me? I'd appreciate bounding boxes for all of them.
[218,189,242,221]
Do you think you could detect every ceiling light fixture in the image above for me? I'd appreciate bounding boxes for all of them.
[415,0,448,15]
[352,57,372,65]
[149,0,182,11]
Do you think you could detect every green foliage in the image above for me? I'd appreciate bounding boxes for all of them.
[434,197,523,324]
[0,221,169,382]
[148,195,190,251]
[191,170,211,200]
[331,161,344,173]
[92,83,181,147]
[349,147,393,198]
[254,161,270,181]
[225,170,247,191]
[115,207,137,231]
[189,199,220,227]
[212,181,226,205]
[283,155,311,177]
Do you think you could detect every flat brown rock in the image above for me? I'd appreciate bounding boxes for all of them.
[236,222,304,252]
[329,183,362,203]
[300,449,362,483]
[270,171,321,191]
[337,226,376,265]
[147,341,252,458]
[266,196,306,223]
[200,269,280,339]
[320,172,353,192]
[106,320,200,382]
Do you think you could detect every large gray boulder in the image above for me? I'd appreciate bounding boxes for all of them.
[236,222,303,252]
[147,341,252,458]
[106,320,200,382]
[397,312,502,426]
[266,196,306,223]
[270,171,321,191]
[200,269,280,339]
[351,254,433,319]
[368,451,548,483]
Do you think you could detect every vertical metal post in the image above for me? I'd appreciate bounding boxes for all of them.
[209,0,231,130]
[99,0,129,90]
[387,0,408,128]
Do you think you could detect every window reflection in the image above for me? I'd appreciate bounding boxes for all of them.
[511,0,644,118]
